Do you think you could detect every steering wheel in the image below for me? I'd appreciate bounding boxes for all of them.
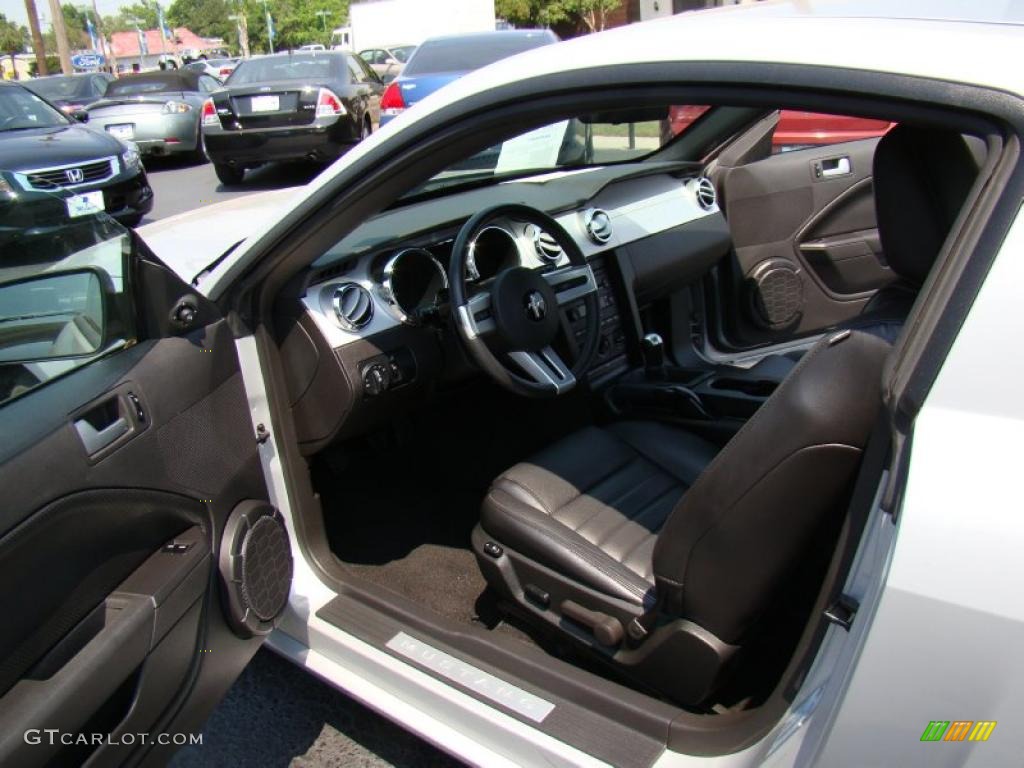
[450,204,601,397]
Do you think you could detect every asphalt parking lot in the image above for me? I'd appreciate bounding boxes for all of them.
[141,155,320,224]
[144,156,460,768]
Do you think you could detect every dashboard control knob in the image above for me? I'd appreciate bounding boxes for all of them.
[362,363,390,396]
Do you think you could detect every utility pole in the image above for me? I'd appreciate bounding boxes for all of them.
[46,0,73,74]
[24,0,48,75]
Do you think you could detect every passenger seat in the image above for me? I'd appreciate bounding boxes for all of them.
[854,124,981,342]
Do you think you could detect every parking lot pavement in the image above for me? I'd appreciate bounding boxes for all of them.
[170,649,462,768]
[141,156,322,224]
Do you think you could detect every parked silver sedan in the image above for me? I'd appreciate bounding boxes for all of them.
[85,70,222,161]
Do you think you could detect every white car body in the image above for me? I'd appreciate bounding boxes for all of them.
[168,1,1024,765]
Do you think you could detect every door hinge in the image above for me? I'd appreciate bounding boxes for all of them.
[255,423,270,444]
[824,594,859,632]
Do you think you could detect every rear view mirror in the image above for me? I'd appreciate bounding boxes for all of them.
[0,268,111,364]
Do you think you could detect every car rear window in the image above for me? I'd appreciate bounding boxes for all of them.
[228,55,339,85]
[25,77,104,101]
[403,33,553,76]
[106,74,197,96]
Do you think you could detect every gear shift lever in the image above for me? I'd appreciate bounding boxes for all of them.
[641,333,666,380]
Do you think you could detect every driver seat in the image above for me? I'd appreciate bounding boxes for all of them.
[473,330,889,704]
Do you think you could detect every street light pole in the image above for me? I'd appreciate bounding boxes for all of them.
[316,9,331,42]
[46,0,73,74]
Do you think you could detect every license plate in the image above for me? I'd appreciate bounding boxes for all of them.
[250,95,280,112]
[106,123,134,140]
[66,190,105,218]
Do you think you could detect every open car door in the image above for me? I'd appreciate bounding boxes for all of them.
[0,193,291,767]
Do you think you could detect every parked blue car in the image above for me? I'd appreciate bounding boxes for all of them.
[379,29,558,125]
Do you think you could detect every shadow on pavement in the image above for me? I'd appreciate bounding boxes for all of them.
[170,649,463,768]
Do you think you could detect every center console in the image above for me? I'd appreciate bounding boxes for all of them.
[605,334,797,432]
[564,255,631,383]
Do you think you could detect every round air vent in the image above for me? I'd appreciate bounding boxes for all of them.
[694,177,717,211]
[748,259,803,329]
[331,282,373,331]
[583,208,612,245]
[533,228,563,262]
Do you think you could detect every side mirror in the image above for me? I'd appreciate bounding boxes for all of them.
[386,57,399,66]
[70,109,89,123]
[0,268,112,364]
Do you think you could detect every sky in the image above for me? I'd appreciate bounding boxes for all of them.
[1,0,127,30]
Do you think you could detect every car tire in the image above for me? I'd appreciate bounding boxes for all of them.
[190,127,208,164]
[214,163,245,186]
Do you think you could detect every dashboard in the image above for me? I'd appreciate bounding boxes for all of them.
[280,162,733,453]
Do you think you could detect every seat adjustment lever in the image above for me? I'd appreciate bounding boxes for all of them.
[561,600,624,647]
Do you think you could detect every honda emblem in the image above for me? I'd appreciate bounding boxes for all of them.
[65,168,84,184]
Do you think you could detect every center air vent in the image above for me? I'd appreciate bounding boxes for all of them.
[533,228,563,262]
[694,177,717,211]
[583,208,612,244]
[331,282,373,331]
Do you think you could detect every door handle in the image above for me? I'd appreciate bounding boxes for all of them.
[74,412,129,455]
[73,394,133,457]
[819,156,851,178]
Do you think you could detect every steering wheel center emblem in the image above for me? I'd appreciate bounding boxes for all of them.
[524,290,547,322]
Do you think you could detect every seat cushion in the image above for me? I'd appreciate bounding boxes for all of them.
[480,421,718,606]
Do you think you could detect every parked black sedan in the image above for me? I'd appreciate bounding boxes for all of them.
[0,82,152,234]
[202,51,383,185]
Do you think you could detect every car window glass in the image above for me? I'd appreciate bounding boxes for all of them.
[391,45,415,63]
[0,185,136,407]
[359,50,375,63]
[403,33,553,76]
[198,75,218,92]
[106,76,188,96]
[770,110,893,153]
[228,55,337,85]
[0,87,67,130]
[346,56,367,83]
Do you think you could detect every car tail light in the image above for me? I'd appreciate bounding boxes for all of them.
[218,67,233,77]
[380,82,405,117]
[60,103,83,114]
[201,99,219,127]
[162,100,192,114]
[316,88,346,118]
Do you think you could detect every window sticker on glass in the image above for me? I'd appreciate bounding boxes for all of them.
[495,121,570,174]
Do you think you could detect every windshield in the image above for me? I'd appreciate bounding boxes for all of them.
[227,54,338,85]
[404,105,710,200]
[0,87,68,131]
[403,32,554,76]
[24,77,105,102]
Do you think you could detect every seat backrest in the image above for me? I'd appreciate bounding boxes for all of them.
[651,330,890,644]
[873,124,980,288]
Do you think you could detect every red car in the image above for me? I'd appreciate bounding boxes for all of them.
[669,105,893,150]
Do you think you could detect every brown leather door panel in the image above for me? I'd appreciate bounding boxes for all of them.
[717,137,889,347]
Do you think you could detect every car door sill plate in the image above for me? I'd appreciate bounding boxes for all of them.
[385,631,555,723]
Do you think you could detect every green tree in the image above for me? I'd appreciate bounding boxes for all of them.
[0,14,26,78]
[557,0,620,31]
[495,0,621,32]
[167,0,235,43]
